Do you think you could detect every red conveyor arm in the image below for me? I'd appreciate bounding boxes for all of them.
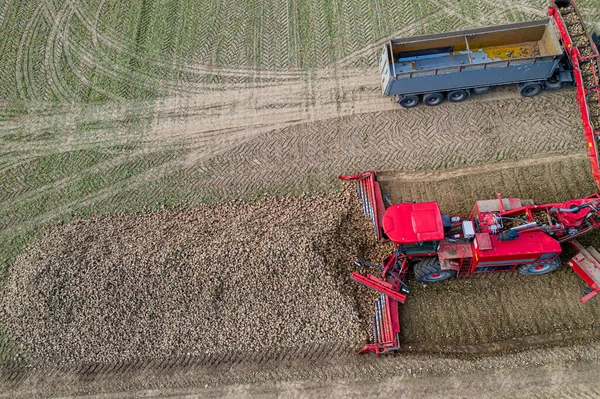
[339,171,387,241]
[549,1,600,188]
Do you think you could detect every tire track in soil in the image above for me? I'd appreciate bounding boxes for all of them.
[15,1,45,101]
[2,338,600,397]
[42,0,79,102]
[7,0,591,103]
[69,0,308,83]
[2,89,583,237]
[178,91,582,200]
[2,75,568,158]
[3,2,600,397]
[9,0,496,102]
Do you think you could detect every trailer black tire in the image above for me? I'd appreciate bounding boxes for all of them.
[517,258,561,276]
[414,258,456,282]
[398,95,419,108]
[544,78,562,91]
[423,93,444,106]
[554,0,572,8]
[448,89,470,102]
[472,86,491,95]
[518,83,543,97]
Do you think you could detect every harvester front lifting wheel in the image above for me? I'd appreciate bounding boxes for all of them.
[398,95,419,108]
[448,89,469,102]
[518,82,542,98]
[517,258,561,276]
[414,258,456,282]
[423,93,444,106]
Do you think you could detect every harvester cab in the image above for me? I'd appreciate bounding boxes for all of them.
[383,202,445,254]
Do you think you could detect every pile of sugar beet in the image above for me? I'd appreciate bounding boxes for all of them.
[1,191,388,365]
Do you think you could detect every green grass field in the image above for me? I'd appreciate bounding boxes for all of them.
[1,0,570,102]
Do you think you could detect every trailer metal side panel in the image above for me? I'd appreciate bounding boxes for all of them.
[380,44,392,96]
[387,58,561,96]
[388,19,559,51]
[380,19,564,97]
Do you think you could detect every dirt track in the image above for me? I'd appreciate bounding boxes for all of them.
[3,340,600,398]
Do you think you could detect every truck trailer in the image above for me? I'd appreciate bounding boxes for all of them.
[380,16,599,107]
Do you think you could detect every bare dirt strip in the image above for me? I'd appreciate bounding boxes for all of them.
[2,340,600,398]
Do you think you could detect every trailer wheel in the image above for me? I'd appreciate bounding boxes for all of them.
[544,77,562,91]
[472,86,491,95]
[518,83,542,98]
[517,258,561,276]
[448,90,469,102]
[398,95,419,108]
[423,93,444,106]
[414,258,456,282]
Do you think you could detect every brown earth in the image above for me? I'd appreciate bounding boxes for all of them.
[378,152,596,214]
[146,87,585,199]
[3,336,600,398]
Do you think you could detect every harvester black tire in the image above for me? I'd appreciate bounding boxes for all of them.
[398,95,419,108]
[517,258,561,276]
[472,86,491,95]
[448,89,469,102]
[518,82,543,97]
[423,93,444,106]
[414,258,456,282]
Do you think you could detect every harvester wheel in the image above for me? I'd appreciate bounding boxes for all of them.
[414,258,456,282]
[398,95,420,108]
[423,93,444,106]
[472,86,491,95]
[517,258,561,276]
[518,82,542,97]
[448,89,469,102]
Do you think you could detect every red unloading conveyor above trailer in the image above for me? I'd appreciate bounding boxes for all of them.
[549,0,600,188]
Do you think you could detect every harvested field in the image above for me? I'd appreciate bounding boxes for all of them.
[378,152,597,214]
[4,340,600,398]
[0,90,585,271]
[3,0,600,397]
[0,191,390,365]
[402,265,600,349]
[2,0,595,270]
